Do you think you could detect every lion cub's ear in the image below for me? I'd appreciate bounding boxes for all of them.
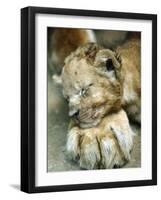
[94,49,122,80]
[52,74,62,86]
[95,49,121,70]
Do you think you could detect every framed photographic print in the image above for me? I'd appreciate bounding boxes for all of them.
[21,6,157,193]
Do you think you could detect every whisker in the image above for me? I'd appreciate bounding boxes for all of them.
[79,110,91,118]
[79,112,92,121]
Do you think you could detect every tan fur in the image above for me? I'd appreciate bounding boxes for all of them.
[50,31,141,169]
[117,37,141,122]
[66,109,134,169]
[61,37,140,169]
[49,29,96,73]
[62,38,141,125]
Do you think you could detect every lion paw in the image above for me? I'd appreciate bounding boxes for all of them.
[66,118,134,169]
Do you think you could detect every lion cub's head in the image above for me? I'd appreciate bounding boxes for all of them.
[61,43,123,128]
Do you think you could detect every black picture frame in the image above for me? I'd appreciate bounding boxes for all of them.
[21,6,157,193]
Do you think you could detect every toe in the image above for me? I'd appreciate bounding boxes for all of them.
[66,127,80,160]
[79,133,101,169]
[99,133,127,168]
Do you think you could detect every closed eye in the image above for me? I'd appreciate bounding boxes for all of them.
[80,83,93,97]
[89,83,93,87]
[81,88,86,96]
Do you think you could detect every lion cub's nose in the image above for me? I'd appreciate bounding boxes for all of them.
[69,109,80,117]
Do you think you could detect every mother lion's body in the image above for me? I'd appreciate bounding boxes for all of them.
[116,37,141,123]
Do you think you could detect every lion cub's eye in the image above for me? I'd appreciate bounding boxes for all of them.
[105,59,114,71]
[80,88,88,97]
[80,84,93,97]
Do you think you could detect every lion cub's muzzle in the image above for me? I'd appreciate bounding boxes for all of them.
[69,108,90,121]
[69,107,101,128]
